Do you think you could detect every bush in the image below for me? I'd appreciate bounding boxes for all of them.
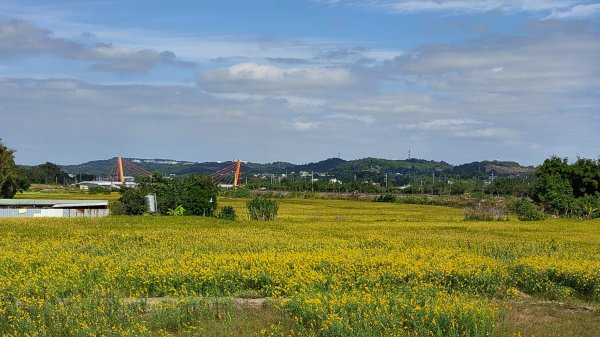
[572,194,600,219]
[375,194,396,203]
[511,199,547,221]
[108,200,126,215]
[247,196,279,220]
[217,205,237,220]
[118,187,147,215]
[397,196,430,205]
[167,205,185,216]
[464,202,508,221]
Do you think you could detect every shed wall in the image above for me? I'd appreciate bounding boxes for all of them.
[0,208,109,218]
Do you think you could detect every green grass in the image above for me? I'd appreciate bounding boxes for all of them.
[15,189,120,201]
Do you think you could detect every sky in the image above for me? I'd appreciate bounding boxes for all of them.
[1,0,599,166]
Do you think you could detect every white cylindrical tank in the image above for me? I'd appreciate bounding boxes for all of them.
[145,194,157,213]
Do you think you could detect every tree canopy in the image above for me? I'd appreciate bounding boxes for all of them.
[532,156,600,218]
[0,139,29,198]
[117,173,218,216]
[26,162,70,185]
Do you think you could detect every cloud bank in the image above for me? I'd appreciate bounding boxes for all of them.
[0,19,191,73]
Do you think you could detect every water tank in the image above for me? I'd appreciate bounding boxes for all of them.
[144,194,157,213]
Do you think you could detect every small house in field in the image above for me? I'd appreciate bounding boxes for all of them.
[0,199,109,218]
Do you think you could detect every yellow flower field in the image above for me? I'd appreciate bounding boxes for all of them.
[0,198,598,336]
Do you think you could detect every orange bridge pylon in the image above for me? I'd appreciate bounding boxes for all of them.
[209,159,243,189]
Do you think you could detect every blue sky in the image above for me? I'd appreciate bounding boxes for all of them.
[1,1,599,165]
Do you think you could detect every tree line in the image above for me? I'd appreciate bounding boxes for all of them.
[532,156,600,218]
[2,139,599,218]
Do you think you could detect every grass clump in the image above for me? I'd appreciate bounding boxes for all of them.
[375,194,397,202]
[247,196,279,220]
[464,202,508,221]
[217,205,237,220]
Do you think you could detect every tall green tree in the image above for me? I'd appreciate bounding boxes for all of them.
[532,156,600,218]
[28,162,70,185]
[0,139,29,198]
[570,158,600,197]
[532,156,571,215]
[181,174,218,216]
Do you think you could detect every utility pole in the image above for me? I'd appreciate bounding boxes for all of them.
[385,173,388,189]
[311,171,314,192]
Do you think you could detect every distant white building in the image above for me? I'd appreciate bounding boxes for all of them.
[77,180,137,190]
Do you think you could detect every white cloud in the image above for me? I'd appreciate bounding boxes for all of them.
[0,19,191,73]
[326,113,375,124]
[545,3,600,19]
[291,120,320,131]
[398,119,486,130]
[389,32,600,97]
[318,0,580,14]
[452,127,515,138]
[0,18,78,55]
[198,62,353,95]
[212,92,326,107]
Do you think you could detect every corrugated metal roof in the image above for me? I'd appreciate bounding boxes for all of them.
[52,202,108,208]
[0,199,109,207]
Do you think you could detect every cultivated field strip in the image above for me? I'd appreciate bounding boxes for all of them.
[0,199,599,336]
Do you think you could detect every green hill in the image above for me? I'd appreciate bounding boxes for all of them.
[59,157,534,180]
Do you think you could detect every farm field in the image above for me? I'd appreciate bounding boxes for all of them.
[0,198,599,336]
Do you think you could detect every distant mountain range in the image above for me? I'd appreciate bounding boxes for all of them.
[59,157,535,179]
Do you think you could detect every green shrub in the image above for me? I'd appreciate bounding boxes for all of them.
[108,200,126,215]
[464,202,508,221]
[375,194,396,203]
[572,194,600,219]
[217,205,237,220]
[397,196,430,205]
[167,205,185,216]
[247,196,279,220]
[511,199,547,221]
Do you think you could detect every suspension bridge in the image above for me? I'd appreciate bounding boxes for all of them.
[105,156,244,189]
